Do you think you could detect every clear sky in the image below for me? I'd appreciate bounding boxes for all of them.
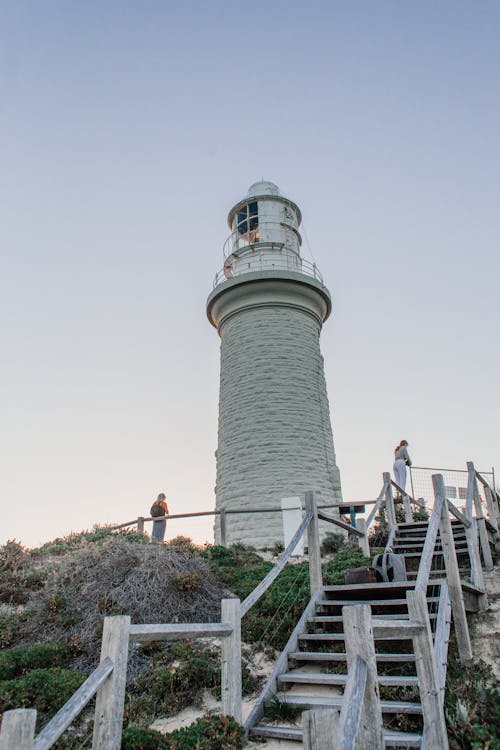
[2,1,499,547]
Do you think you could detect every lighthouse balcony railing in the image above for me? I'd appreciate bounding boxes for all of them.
[213,253,324,288]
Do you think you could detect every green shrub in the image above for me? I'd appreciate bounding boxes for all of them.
[323,548,368,585]
[33,526,148,556]
[122,725,170,749]
[0,642,71,680]
[0,613,20,649]
[0,667,85,716]
[127,641,221,721]
[122,715,243,750]
[320,532,346,555]
[169,715,244,749]
[445,650,500,750]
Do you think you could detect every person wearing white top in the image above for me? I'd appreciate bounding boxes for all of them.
[393,440,411,492]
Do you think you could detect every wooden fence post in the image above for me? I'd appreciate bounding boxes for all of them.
[92,615,130,750]
[0,709,36,750]
[355,518,370,557]
[434,475,472,663]
[305,491,323,594]
[484,484,499,535]
[467,462,493,570]
[406,590,449,750]
[219,509,227,548]
[342,604,383,750]
[303,708,340,750]
[137,517,145,533]
[221,598,242,723]
[402,493,413,523]
[383,472,396,529]
[465,517,488,609]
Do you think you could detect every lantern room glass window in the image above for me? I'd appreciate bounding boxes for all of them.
[236,202,258,237]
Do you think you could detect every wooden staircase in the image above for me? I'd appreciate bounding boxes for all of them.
[249,516,488,748]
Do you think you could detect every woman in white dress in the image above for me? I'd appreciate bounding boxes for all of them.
[393,440,411,492]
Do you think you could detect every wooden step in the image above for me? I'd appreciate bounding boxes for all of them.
[309,613,437,624]
[250,725,423,747]
[272,693,423,715]
[317,597,439,608]
[401,548,468,558]
[289,651,417,663]
[277,671,419,688]
[299,630,415,642]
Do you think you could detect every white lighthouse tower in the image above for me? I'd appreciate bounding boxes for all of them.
[207,181,342,548]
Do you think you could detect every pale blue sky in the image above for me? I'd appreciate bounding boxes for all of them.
[1,1,499,546]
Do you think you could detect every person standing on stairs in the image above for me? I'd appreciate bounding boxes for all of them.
[393,439,411,494]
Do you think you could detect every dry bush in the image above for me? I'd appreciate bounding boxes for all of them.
[16,538,225,673]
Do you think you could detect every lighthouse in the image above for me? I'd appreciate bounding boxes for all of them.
[207,181,342,548]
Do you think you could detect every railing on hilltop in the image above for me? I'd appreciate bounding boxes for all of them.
[1,461,497,749]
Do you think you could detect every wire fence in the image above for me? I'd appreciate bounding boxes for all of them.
[409,466,494,510]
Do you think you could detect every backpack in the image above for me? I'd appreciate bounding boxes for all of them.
[372,553,407,583]
[150,501,165,518]
[344,566,377,585]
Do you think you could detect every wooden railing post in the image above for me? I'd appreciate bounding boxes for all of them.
[402,493,413,523]
[484,484,499,535]
[0,709,36,749]
[383,472,396,530]
[465,516,488,609]
[137,517,145,533]
[467,462,493,570]
[305,491,323,594]
[219,509,227,547]
[303,708,340,750]
[221,598,242,723]
[434,475,472,663]
[92,615,130,750]
[355,518,370,557]
[342,604,383,750]
[406,590,449,749]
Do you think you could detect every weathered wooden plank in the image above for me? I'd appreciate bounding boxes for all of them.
[433,582,451,708]
[92,616,130,750]
[303,708,341,750]
[251,725,424,748]
[136,517,145,533]
[484,484,499,533]
[406,590,449,750]
[288,651,417,663]
[221,598,241,723]
[305,493,323,594]
[355,518,370,556]
[317,511,363,536]
[401,493,413,523]
[342,605,384,750]
[129,622,232,642]
[274,693,422,714]
[434,475,473,663]
[339,656,368,750]
[0,709,36,750]
[244,591,322,735]
[371,619,425,639]
[384,473,397,529]
[415,491,444,592]
[365,478,390,528]
[465,517,488,608]
[240,511,312,616]
[446,500,471,528]
[34,659,113,750]
[468,462,494,569]
[279,672,418,687]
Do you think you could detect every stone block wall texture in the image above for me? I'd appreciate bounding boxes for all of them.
[214,304,342,548]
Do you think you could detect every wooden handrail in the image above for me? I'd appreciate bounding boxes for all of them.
[33,658,114,750]
[129,622,233,643]
[414,489,445,592]
[338,655,368,749]
[365,478,390,528]
[446,499,471,528]
[240,512,313,616]
[317,510,364,537]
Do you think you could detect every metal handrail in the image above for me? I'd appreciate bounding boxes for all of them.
[213,254,324,288]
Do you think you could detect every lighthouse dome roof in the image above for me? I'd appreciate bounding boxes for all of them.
[247,180,280,197]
